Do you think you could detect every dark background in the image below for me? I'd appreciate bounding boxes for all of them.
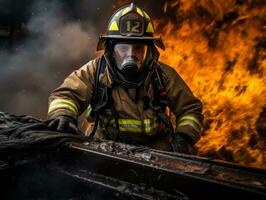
[0,0,165,119]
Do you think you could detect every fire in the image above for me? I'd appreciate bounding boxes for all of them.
[156,0,266,168]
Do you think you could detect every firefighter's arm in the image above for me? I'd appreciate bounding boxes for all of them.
[162,65,204,145]
[47,59,98,120]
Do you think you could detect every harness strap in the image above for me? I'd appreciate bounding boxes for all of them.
[90,57,174,138]
[89,56,105,139]
[89,56,121,140]
[151,62,174,132]
[108,88,120,141]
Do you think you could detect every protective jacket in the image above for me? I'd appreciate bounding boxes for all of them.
[48,57,203,145]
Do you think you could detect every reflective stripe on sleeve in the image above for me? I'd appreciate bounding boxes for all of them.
[177,115,201,133]
[179,115,201,126]
[48,99,79,115]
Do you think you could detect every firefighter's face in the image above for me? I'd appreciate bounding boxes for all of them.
[112,42,148,71]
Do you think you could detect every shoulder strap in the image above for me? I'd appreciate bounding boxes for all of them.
[151,62,174,130]
[108,88,120,141]
[152,61,171,108]
[91,56,113,111]
[89,56,107,139]
[93,56,106,107]
[89,56,120,140]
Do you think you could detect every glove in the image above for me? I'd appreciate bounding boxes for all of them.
[171,133,192,154]
[47,115,82,135]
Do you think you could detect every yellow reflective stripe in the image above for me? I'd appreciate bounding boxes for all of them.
[49,99,79,115]
[49,100,78,113]
[144,119,150,125]
[136,7,144,17]
[117,119,141,133]
[122,7,130,16]
[143,11,150,19]
[144,119,158,134]
[48,104,77,115]
[50,99,79,111]
[177,121,201,133]
[118,119,141,125]
[109,119,158,134]
[144,119,151,133]
[110,119,141,126]
[109,21,119,31]
[85,104,92,118]
[119,125,141,133]
[179,115,201,126]
[146,22,154,33]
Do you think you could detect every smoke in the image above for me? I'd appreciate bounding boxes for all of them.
[0,0,166,119]
[0,0,99,119]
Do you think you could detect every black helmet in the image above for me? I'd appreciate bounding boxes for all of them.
[99,3,164,89]
[97,3,165,51]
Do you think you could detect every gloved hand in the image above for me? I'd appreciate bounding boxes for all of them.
[47,115,82,135]
[171,133,192,154]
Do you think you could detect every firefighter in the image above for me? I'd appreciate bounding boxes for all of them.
[47,3,203,154]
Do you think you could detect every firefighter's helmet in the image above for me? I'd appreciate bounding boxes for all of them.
[97,3,165,50]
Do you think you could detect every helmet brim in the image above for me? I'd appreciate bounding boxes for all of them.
[97,35,165,51]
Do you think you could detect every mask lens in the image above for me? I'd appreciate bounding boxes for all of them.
[113,43,148,70]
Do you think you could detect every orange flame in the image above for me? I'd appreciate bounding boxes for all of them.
[157,0,266,168]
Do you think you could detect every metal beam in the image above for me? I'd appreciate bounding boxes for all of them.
[49,140,266,200]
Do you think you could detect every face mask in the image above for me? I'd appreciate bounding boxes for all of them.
[112,43,148,81]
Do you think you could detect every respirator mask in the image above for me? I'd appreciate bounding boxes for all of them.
[112,42,149,84]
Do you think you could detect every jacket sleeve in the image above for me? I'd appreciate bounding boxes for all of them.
[160,63,204,145]
[47,58,98,120]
